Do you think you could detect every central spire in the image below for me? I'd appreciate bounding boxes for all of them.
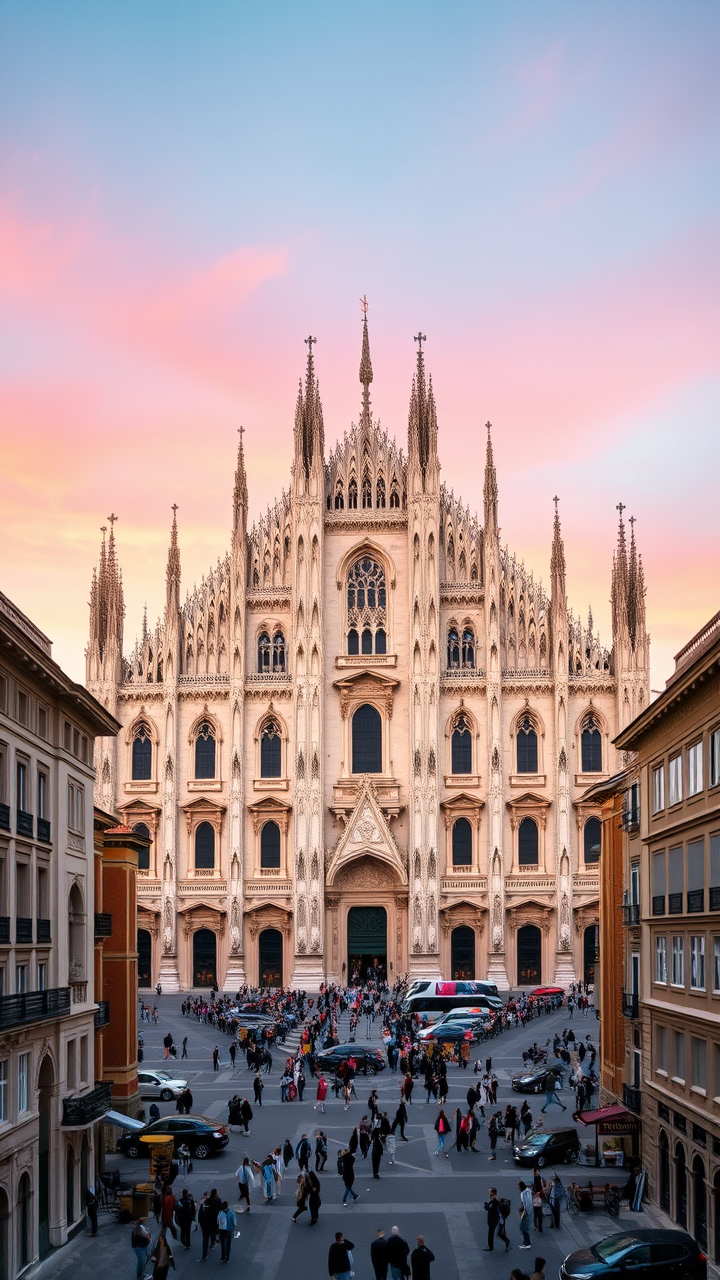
[483,422,498,537]
[359,295,373,432]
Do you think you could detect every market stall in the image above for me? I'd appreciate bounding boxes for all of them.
[574,1104,640,1168]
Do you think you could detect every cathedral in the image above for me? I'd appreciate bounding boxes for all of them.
[85,309,650,992]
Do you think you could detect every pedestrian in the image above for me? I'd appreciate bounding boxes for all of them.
[510,1270,532,1280]
[183,1086,193,1115]
[315,1130,328,1172]
[253,1072,264,1106]
[548,1175,563,1230]
[163,1032,173,1059]
[307,1169,322,1224]
[391,1099,409,1141]
[149,1102,160,1123]
[260,1155,277,1202]
[85,1184,98,1236]
[402,1073,414,1105]
[434,1108,450,1156]
[131,1217,151,1278]
[386,1225,410,1280]
[488,1113,499,1160]
[540,1069,566,1113]
[339,1149,360,1204]
[181,1036,188,1059]
[283,1137,294,1169]
[291,1173,309,1224]
[160,1188,178,1240]
[385,1130,397,1165]
[149,1229,175,1280]
[371,1130,384,1179]
[216,1201,236,1262]
[197,1193,213,1259]
[296,1133,311,1171]
[371,1227,388,1280]
[229,1042,237,1068]
[212,1045,220,1071]
[315,1073,328,1113]
[410,1235,435,1280]
[521,1100,533,1134]
[531,1258,546,1280]
[236,1157,254,1213]
[174,1188,195,1250]
[518,1181,533,1249]
[327,1231,355,1280]
[532,1169,546,1232]
[483,1187,509,1253]
[240,1097,253,1134]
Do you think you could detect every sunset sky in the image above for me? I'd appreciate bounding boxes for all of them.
[1,1,718,690]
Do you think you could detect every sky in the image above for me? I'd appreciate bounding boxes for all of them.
[0,0,718,690]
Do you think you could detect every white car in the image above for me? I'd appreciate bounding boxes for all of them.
[137,1070,188,1101]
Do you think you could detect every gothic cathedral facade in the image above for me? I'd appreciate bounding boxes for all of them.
[85,314,650,991]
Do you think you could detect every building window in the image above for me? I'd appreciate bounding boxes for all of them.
[347,557,387,656]
[583,817,601,864]
[710,728,720,788]
[581,713,602,772]
[671,936,684,987]
[447,628,460,669]
[37,962,46,992]
[18,1053,29,1114]
[194,721,216,779]
[690,935,706,991]
[687,839,705,913]
[518,817,539,866]
[652,850,666,915]
[652,764,665,814]
[451,818,472,867]
[37,705,47,738]
[37,770,47,820]
[0,1060,6,1122]
[376,476,386,508]
[17,690,28,727]
[257,631,271,673]
[260,719,282,779]
[668,845,683,913]
[133,823,151,872]
[260,821,281,869]
[691,1038,707,1092]
[450,713,472,775]
[713,937,720,993]
[67,781,83,833]
[334,480,344,510]
[351,704,382,774]
[131,721,153,781]
[624,780,640,829]
[16,760,27,813]
[348,478,358,509]
[195,822,215,870]
[516,716,538,774]
[655,1024,667,1074]
[669,754,682,805]
[15,965,27,994]
[687,741,703,797]
[655,936,667,984]
[673,1030,686,1083]
[273,632,286,672]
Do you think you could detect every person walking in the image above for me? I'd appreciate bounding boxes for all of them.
[402,1073,414,1105]
[149,1230,175,1280]
[253,1072,264,1106]
[548,1175,563,1230]
[217,1201,236,1262]
[520,1100,533,1134]
[291,1173,309,1224]
[240,1098,253,1134]
[370,1130,384,1179]
[163,1032,173,1060]
[236,1157,254,1213]
[410,1235,435,1280]
[541,1070,566,1114]
[160,1188,178,1241]
[434,1108,450,1156]
[391,1099,409,1141]
[386,1225,410,1280]
[260,1155,277,1203]
[327,1232,355,1280]
[483,1187,509,1253]
[296,1133,311,1172]
[85,1184,98,1236]
[339,1149,360,1204]
[532,1169,546,1232]
[315,1073,328,1113]
[531,1258,546,1280]
[517,1181,533,1250]
[131,1218,151,1278]
[181,1036,188,1060]
[212,1045,220,1072]
[315,1131,328,1172]
[174,1188,195,1250]
[385,1129,397,1165]
[371,1228,388,1280]
[307,1169,322,1225]
[488,1113,499,1160]
[197,1193,213,1259]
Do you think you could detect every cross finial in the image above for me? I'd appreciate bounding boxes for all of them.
[486,421,492,435]
[107,512,118,526]
[171,503,178,517]
[305,335,317,352]
[553,495,559,513]
[414,331,426,353]
[629,514,635,529]
[616,502,625,518]
[360,295,368,315]
[237,424,245,445]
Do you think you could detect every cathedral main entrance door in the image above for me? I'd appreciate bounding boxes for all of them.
[347,906,387,985]
[193,928,217,987]
[517,924,542,985]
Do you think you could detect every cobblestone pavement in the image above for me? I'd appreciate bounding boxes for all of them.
[28,994,703,1280]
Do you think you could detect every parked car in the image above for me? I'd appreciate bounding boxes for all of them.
[118,1115,229,1160]
[513,1127,580,1167]
[560,1230,707,1280]
[137,1070,188,1101]
[315,1044,386,1074]
[417,1022,484,1044]
[511,1066,564,1094]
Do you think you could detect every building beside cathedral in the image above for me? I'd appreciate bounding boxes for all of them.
[85,313,650,992]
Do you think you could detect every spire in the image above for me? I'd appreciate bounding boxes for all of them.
[483,422,498,537]
[294,335,324,479]
[407,330,438,487]
[550,495,566,604]
[87,515,124,678]
[142,603,148,642]
[359,296,373,431]
[166,505,181,616]
[611,502,629,639]
[233,426,248,535]
[627,515,638,648]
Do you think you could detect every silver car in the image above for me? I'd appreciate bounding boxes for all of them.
[137,1070,188,1101]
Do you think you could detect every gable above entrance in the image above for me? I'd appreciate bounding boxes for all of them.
[326,778,407,888]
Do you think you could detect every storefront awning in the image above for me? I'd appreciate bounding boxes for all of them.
[575,1105,637,1128]
[103,1109,146,1131]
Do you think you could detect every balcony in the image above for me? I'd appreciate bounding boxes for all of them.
[37,817,51,843]
[621,807,640,834]
[668,892,683,914]
[711,886,720,911]
[94,913,112,940]
[622,992,639,1019]
[652,895,666,916]
[62,1082,112,1128]
[94,1001,110,1028]
[16,918,33,944]
[622,903,640,926]
[16,810,33,839]
[0,918,9,944]
[687,890,704,914]
[0,987,71,1030]
[0,803,9,831]
[36,918,51,943]
[622,1083,642,1114]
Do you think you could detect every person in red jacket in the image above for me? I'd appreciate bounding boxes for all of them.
[160,1188,178,1240]
[315,1073,328,1113]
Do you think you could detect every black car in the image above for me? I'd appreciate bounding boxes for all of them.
[315,1044,387,1074]
[418,1022,484,1045]
[560,1230,707,1280]
[118,1115,229,1160]
[511,1066,564,1094]
[513,1127,579,1167]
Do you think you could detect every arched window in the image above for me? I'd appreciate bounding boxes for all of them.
[581,713,603,772]
[376,476,386,508]
[260,821,281,869]
[334,480,344,510]
[257,631,271,673]
[451,713,472,775]
[461,627,475,668]
[131,721,152,781]
[389,479,400,509]
[352,704,382,773]
[348,478,358,509]
[260,719,282,778]
[133,822,151,872]
[518,817,539,865]
[584,817,601,864]
[194,721,216,779]
[452,817,472,866]
[516,715,538,773]
[272,631,286,673]
[195,821,215,870]
[447,627,460,669]
[347,556,387,655]
[18,1172,32,1269]
[362,474,372,508]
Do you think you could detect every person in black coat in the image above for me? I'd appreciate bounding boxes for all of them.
[328,1232,354,1279]
[240,1098,253,1134]
[340,1150,359,1204]
[483,1187,509,1252]
[385,1226,410,1279]
[410,1236,436,1280]
[371,1229,388,1280]
[391,1100,409,1141]
[370,1131,384,1179]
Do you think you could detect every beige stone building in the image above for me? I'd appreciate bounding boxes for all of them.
[85,312,650,992]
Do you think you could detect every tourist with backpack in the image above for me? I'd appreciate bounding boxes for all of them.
[216,1201,236,1262]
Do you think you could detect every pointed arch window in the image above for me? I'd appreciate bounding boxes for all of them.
[195,721,216,779]
[260,821,281,869]
[257,631,271,673]
[352,703,382,773]
[516,715,538,774]
[462,627,475,668]
[334,480,344,510]
[195,821,215,870]
[581,713,603,772]
[348,478,358,509]
[518,817,539,865]
[584,816,601,864]
[272,631,286,673]
[131,721,152,781]
[451,713,472,775]
[362,474,372,508]
[452,817,472,867]
[389,478,400,509]
[133,822,151,871]
[447,627,460,669]
[260,719,282,778]
[347,556,387,655]
[376,476,386,508]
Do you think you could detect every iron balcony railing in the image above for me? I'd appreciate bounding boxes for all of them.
[622,1083,642,1114]
[622,992,639,1019]
[94,913,112,940]
[16,810,33,838]
[94,1001,110,1028]
[37,817,51,843]
[16,918,33,944]
[622,903,640,926]
[62,1082,112,1127]
[0,987,71,1030]
[36,919,51,943]
[0,803,9,831]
